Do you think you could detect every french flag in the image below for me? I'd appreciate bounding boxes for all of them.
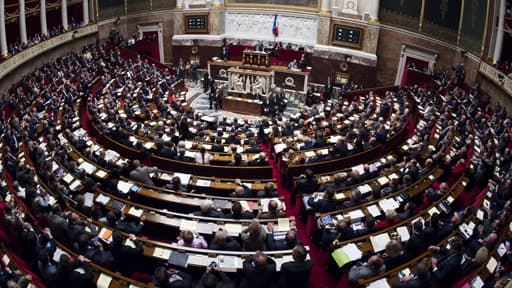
[272,14,279,37]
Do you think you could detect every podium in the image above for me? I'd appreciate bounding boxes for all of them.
[242,50,270,67]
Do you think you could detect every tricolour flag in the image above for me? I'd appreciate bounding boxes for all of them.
[272,14,279,37]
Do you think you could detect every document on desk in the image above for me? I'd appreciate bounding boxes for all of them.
[95,169,108,179]
[95,193,111,205]
[345,209,365,221]
[179,219,198,232]
[486,256,498,273]
[78,161,97,174]
[124,239,136,249]
[187,254,208,267]
[239,200,255,211]
[83,192,94,208]
[63,173,74,184]
[127,206,143,218]
[366,205,381,218]
[367,278,390,288]
[378,198,399,211]
[218,255,238,270]
[52,247,69,263]
[377,176,389,186]
[174,173,192,185]
[396,226,410,242]
[196,179,211,187]
[276,218,289,232]
[117,180,132,194]
[370,233,390,252]
[153,247,171,260]
[224,223,242,235]
[331,243,362,268]
[471,275,484,288]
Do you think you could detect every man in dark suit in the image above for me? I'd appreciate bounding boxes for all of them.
[375,125,388,144]
[279,245,314,288]
[211,138,225,152]
[429,239,463,287]
[203,72,210,93]
[391,260,431,288]
[294,169,318,204]
[266,226,302,251]
[111,231,145,277]
[241,251,276,288]
[307,188,337,213]
[323,77,333,102]
[220,46,230,61]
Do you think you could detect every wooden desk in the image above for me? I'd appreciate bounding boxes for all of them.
[223,96,262,116]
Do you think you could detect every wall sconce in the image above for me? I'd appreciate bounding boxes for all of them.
[434,53,439,61]
[344,55,352,62]
[401,44,406,53]
[460,50,467,58]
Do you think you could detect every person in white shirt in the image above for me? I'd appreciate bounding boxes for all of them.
[194,146,213,164]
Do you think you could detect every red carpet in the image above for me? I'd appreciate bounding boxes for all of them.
[262,143,338,288]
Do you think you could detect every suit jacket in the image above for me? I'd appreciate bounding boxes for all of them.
[241,258,276,288]
[392,274,431,288]
[279,260,314,288]
[307,197,337,213]
[130,166,158,186]
[431,250,462,287]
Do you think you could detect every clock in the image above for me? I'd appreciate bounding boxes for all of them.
[342,0,359,15]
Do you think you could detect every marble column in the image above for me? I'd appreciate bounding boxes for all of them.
[89,0,95,22]
[19,0,27,44]
[368,0,380,23]
[493,0,506,62]
[40,0,47,36]
[0,0,7,56]
[62,0,69,31]
[82,0,89,25]
[319,0,331,14]
[212,0,223,8]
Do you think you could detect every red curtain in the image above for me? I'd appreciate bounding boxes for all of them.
[131,31,160,62]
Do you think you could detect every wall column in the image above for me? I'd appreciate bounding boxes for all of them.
[19,0,27,44]
[493,0,506,62]
[319,0,331,14]
[0,0,7,56]
[82,0,89,25]
[368,0,380,23]
[40,0,47,35]
[62,0,69,30]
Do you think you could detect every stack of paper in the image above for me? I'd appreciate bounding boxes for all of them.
[367,278,390,288]
[331,243,362,267]
[370,233,390,252]
[179,220,198,232]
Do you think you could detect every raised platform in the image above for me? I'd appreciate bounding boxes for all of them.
[223,96,262,116]
[209,60,310,93]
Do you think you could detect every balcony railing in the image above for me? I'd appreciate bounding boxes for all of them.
[480,61,512,97]
[0,24,98,80]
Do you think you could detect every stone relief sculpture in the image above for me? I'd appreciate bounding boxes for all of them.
[225,13,318,45]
